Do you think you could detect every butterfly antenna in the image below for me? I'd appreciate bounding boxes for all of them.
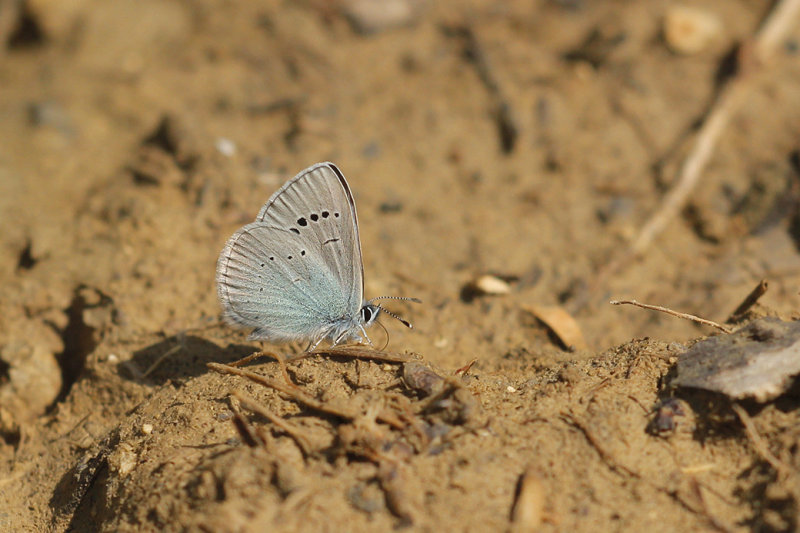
[370,296,423,304]
[368,296,421,329]
[377,305,414,329]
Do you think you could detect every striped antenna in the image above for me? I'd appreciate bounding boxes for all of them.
[368,296,422,329]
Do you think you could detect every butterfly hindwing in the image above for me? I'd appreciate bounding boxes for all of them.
[216,222,349,341]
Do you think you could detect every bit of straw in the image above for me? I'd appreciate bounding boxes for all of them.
[610,299,732,333]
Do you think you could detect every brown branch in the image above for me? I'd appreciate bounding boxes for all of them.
[560,413,638,478]
[208,362,358,420]
[573,0,800,311]
[726,279,768,321]
[732,403,790,476]
[610,299,733,333]
[233,390,312,457]
[227,350,282,367]
[208,362,405,429]
[142,343,182,378]
[289,346,412,364]
[631,0,800,257]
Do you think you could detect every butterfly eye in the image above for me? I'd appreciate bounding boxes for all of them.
[361,304,379,325]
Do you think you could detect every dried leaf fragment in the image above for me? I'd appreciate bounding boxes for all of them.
[511,466,545,531]
[663,6,722,55]
[524,305,589,351]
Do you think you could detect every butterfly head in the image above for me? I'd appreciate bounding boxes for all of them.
[360,303,381,327]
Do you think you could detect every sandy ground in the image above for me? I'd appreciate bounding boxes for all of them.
[2,0,800,531]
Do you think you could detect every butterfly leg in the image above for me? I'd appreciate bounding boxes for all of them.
[306,336,324,352]
[358,324,373,346]
[332,329,350,347]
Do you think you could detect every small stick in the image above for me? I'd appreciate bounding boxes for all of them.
[378,461,417,526]
[233,391,312,456]
[689,478,735,533]
[231,413,261,447]
[209,362,357,420]
[142,343,182,378]
[0,465,32,488]
[630,0,800,257]
[610,299,733,334]
[731,403,789,476]
[726,279,768,321]
[753,0,800,58]
[229,349,296,388]
[572,0,800,311]
[208,362,404,429]
[289,346,412,364]
[454,358,478,376]
[227,350,282,367]
[452,25,519,153]
[560,413,638,478]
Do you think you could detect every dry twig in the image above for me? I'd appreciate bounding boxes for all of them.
[454,358,478,376]
[142,336,185,378]
[209,362,357,418]
[610,299,733,333]
[207,362,405,429]
[576,0,800,309]
[726,279,768,321]
[233,390,312,456]
[631,0,800,255]
[289,346,412,364]
[689,478,735,533]
[731,403,790,476]
[227,350,282,367]
[560,413,638,478]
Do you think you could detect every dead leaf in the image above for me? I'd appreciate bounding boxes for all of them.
[524,305,589,351]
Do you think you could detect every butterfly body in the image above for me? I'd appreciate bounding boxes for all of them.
[216,162,400,349]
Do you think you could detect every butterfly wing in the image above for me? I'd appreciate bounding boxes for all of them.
[216,162,365,342]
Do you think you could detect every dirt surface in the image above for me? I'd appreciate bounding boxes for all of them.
[2,1,800,531]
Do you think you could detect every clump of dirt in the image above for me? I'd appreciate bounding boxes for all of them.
[2,1,800,531]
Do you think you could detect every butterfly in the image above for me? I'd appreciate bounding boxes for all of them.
[216,162,418,350]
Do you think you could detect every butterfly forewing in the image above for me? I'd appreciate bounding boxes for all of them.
[256,163,364,312]
[216,162,365,342]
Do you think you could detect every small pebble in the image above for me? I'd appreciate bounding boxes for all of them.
[473,275,512,295]
[663,6,722,55]
[342,0,421,35]
[142,423,153,435]
[215,137,237,157]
